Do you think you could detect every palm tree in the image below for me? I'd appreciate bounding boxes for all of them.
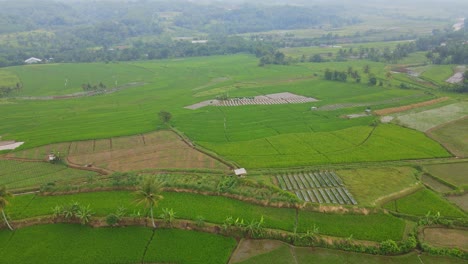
[134,177,164,228]
[76,205,93,225]
[0,186,13,230]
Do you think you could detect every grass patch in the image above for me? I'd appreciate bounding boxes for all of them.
[424,162,468,188]
[428,117,468,158]
[338,167,420,206]
[0,160,98,191]
[383,189,466,218]
[6,191,405,241]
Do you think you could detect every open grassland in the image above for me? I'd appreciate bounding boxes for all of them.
[199,124,450,168]
[422,228,468,252]
[424,162,468,188]
[383,189,466,218]
[7,191,405,241]
[428,117,468,158]
[0,224,236,264]
[7,131,228,172]
[0,69,20,87]
[338,167,420,206]
[0,55,445,170]
[5,63,154,96]
[394,102,468,132]
[0,160,97,191]
[418,65,455,86]
[234,239,465,264]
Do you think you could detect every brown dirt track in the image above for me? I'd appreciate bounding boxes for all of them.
[374,97,449,116]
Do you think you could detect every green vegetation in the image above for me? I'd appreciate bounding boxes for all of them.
[199,124,450,168]
[429,118,468,158]
[338,167,420,206]
[425,162,468,189]
[7,191,405,241]
[6,63,152,96]
[383,189,466,218]
[0,160,98,192]
[0,224,236,264]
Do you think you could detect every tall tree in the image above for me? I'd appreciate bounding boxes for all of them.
[158,110,172,124]
[0,186,13,230]
[134,177,164,228]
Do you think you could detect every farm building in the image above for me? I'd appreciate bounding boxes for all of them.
[234,168,247,177]
[24,57,42,64]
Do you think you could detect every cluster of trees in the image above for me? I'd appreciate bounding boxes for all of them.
[258,51,290,66]
[175,5,359,35]
[0,83,22,97]
[416,29,468,64]
[324,69,349,82]
[81,82,107,92]
[324,65,384,86]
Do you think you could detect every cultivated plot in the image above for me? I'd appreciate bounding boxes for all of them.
[6,131,228,172]
[276,171,357,205]
[427,117,468,158]
[185,92,318,110]
[394,102,468,132]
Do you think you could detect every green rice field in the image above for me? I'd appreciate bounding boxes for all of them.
[0,224,236,264]
[0,160,98,191]
[6,191,406,241]
[0,55,451,168]
[383,189,466,218]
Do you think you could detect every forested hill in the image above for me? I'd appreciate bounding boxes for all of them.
[0,0,360,66]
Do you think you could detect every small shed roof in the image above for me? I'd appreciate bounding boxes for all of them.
[24,57,42,64]
[234,168,247,176]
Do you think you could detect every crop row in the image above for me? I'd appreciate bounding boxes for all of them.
[276,171,357,205]
[218,97,316,107]
[277,171,344,189]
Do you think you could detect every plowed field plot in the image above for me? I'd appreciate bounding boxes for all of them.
[185,92,318,109]
[276,171,357,205]
[68,131,228,172]
[7,131,228,172]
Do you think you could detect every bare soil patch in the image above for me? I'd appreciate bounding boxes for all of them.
[317,94,422,111]
[447,194,468,212]
[65,131,228,172]
[446,72,464,84]
[229,239,284,263]
[0,141,24,151]
[422,228,468,251]
[185,92,318,110]
[374,97,449,116]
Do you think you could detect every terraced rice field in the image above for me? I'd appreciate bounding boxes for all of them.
[276,171,357,205]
